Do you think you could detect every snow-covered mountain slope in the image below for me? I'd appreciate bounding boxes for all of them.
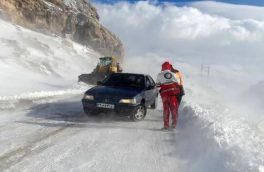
[0,18,99,96]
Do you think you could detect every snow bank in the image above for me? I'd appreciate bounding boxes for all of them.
[178,102,264,172]
[0,84,91,110]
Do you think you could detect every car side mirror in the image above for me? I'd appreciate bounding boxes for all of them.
[97,81,102,85]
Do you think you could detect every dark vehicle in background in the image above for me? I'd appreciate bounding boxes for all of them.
[82,73,158,121]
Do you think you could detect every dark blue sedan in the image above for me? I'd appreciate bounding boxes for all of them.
[82,73,159,121]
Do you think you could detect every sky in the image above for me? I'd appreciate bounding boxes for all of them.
[92,0,264,6]
[94,0,264,67]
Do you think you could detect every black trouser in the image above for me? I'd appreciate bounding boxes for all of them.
[177,86,185,105]
[177,95,183,105]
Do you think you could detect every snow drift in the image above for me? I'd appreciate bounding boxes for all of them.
[0,18,99,109]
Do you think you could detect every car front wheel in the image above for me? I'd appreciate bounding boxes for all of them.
[130,104,147,121]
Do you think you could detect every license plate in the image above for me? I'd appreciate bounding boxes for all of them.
[96,103,115,109]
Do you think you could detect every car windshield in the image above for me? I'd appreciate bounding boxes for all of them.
[102,74,145,89]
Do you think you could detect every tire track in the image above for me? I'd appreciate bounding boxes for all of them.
[0,123,76,171]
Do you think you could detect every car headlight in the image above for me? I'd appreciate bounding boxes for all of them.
[119,98,137,104]
[83,94,94,100]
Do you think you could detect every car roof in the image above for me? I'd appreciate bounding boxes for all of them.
[111,73,148,77]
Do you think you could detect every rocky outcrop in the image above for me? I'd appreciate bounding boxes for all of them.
[0,0,124,62]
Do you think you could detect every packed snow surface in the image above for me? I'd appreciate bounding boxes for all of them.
[1,2,264,171]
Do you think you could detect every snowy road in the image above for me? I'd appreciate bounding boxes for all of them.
[0,95,185,172]
[1,91,264,172]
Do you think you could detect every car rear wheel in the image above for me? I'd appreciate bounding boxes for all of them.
[130,104,147,121]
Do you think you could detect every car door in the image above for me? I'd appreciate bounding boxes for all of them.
[144,75,158,106]
[148,75,158,103]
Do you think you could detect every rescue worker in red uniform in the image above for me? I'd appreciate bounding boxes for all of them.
[156,62,181,130]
